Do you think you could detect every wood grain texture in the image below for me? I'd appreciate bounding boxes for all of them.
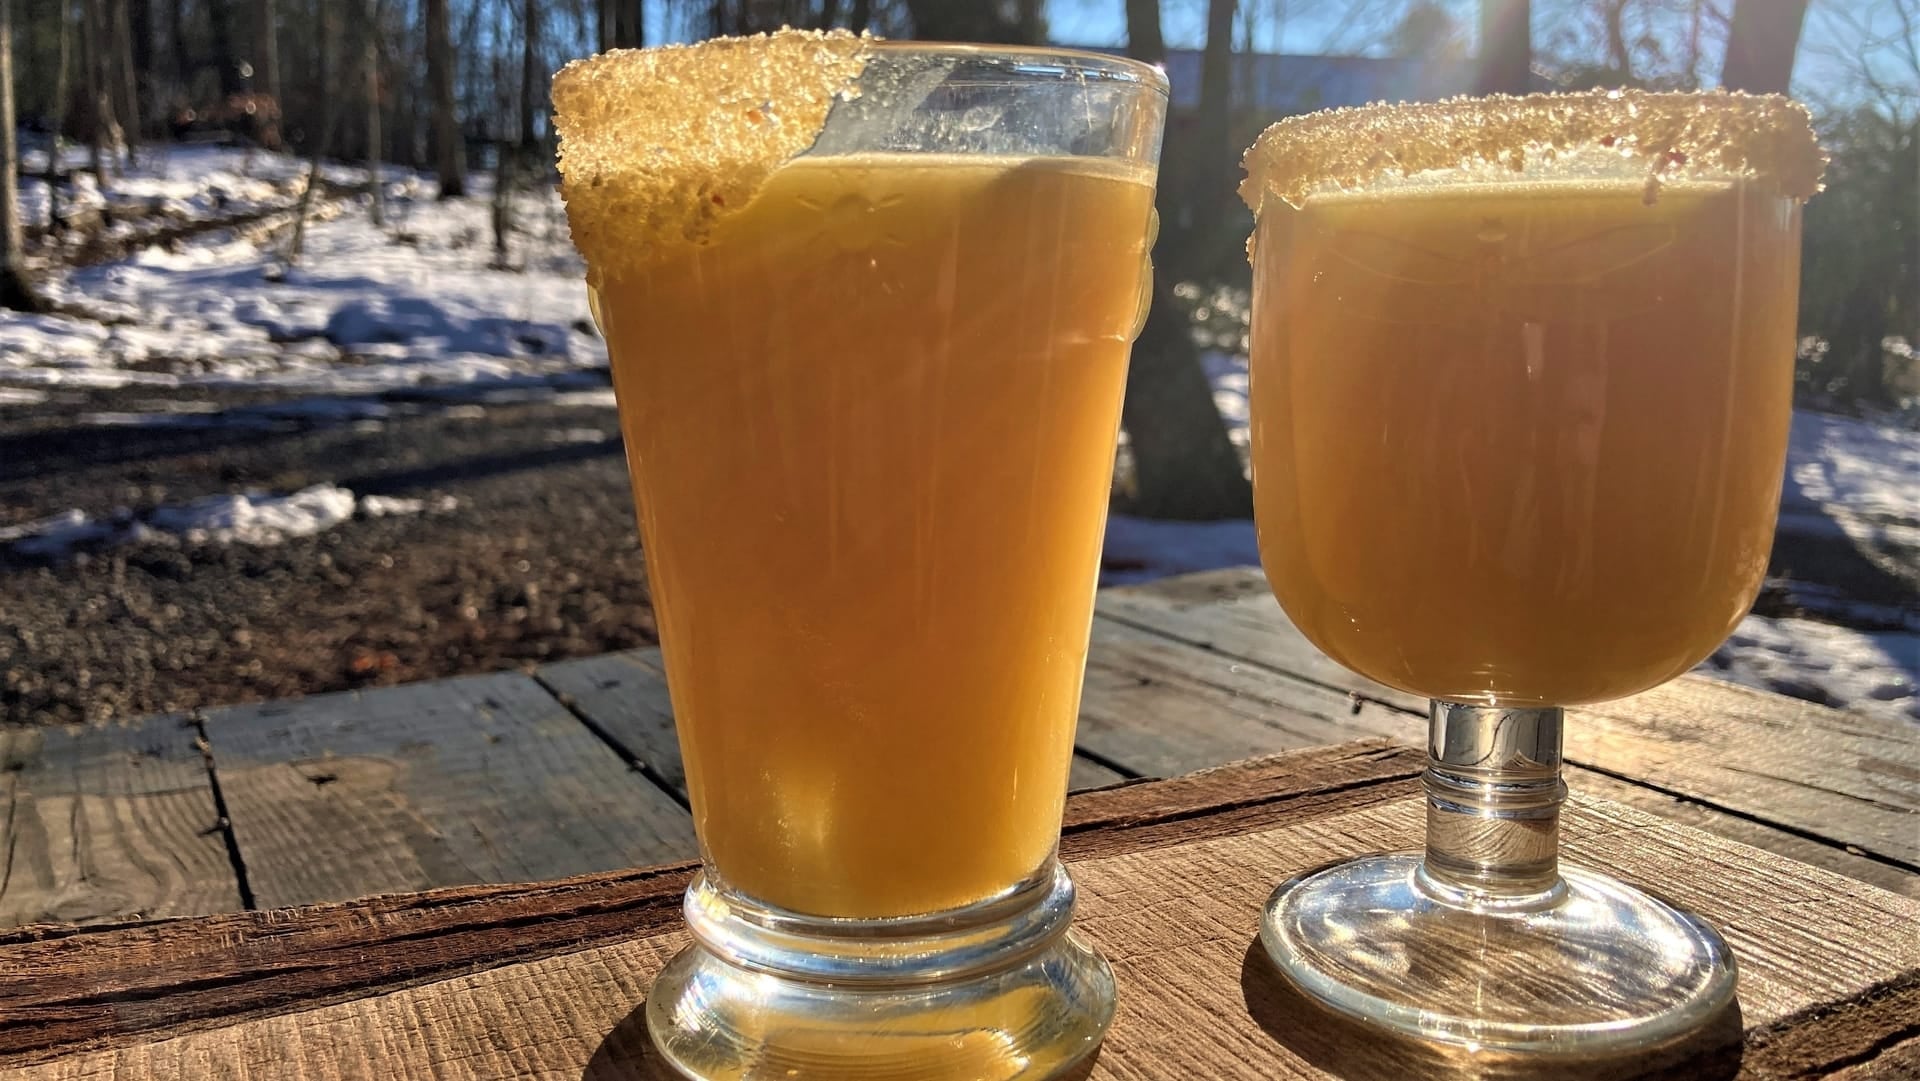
[1080,795,1920,1081]
[1068,754,1130,792]
[0,742,1411,1069]
[0,720,235,926]
[539,647,1133,796]
[1099,568,1920,877]
[1571,678,1920,870]
[1569,766,1919,899]
[1096,567,1426,713]
[535,651,685,793]
[1075,617,1405,778]
[5,747,1914,1080]
[200,672,698,908]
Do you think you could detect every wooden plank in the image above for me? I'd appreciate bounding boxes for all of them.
[0,742,1414,1068]
[201,672,697,909]
[535,651,684,792]
[1069,755,1128,791]
[1570,678,1920,871]
[538,648,1132,795]
[1102,568,1920,874]
[2,744,1914,1080]
[1096,568,1427,712]
[1082,794,1919,1081]
[1075,616,1407,778]
[0,720,236,926]
[1569,765,1919,899]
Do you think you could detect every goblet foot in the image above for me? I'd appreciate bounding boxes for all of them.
[1261,853,1736,1054]
[647,862,1116,1080]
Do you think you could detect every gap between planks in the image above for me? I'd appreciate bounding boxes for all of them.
[1095,572,1920,894]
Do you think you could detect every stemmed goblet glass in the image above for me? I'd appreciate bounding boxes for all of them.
[1240,91,1824,1052]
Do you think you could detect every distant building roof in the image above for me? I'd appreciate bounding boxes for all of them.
[1088,48,1480,115]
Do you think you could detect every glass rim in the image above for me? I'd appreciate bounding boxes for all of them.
[1239,88,1825,212]
[864,41,1170,99]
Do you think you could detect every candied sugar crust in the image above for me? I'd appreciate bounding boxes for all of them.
[1239,89,1826,214]
[552,29,872,281]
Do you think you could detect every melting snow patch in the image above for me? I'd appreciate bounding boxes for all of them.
[360,495,425,517]
[0,511,122,560]
[2,485,457,559]
[1708,613,1920,723]
[1783,410,1920,528]
[551,389,619,408]
[147,485,359,545]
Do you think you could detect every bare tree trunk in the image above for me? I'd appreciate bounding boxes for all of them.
[492,5,514,268]
[1119,284,1254,520]
[1684,0,1704,87]
[1720,0,1808,93]
[1014,0,1042,42]
[1598,0,1629,77]
[113,0,140,145]
[129,0,151,69]
[365,0,382,226]
[1476,0,1530,94]
[427,0,463,197]
[1114,0,1253,521]
[492,140,513,265]
[1185,0,1235,269]
[83,0,117,183]
[848,0,870,34]
[599,0,642,50]
[902,0,1040,43]
[44,0,73,237]
[209,0,240,94]
[258,0,281,104]
[1124,0,1164,62]
[519,0,539,151]
[168,0,188,94]
[287,0,337,265]
[392,28,419,169]
[0,0,44,311]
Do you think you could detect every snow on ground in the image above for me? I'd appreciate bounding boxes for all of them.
[1778,409,1920,564]
[3,147,603,399]
[1707,615,1920,721]
[16,143,379,233]
[1786,410,1920,523]
[0,485,459,559]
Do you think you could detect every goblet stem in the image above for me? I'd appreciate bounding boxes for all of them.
[1262,697,1735,1048]
[1421,701,1567,904]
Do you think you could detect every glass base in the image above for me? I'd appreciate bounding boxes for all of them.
[1260,853,1736,1054]
[647,862,1116,1080]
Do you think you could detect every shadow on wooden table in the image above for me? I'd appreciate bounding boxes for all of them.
[1239,942,1746,1080]
[580,1002,1102,1080]
[582,1003,674,1081]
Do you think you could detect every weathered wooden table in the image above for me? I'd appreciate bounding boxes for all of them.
[1,569,1916,1078]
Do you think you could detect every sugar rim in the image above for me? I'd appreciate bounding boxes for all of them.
[553,33,1169,281]
[1239,89,1827,214]
[552,29,873,282]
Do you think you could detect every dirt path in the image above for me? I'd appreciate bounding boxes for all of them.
[1,383,656,724]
